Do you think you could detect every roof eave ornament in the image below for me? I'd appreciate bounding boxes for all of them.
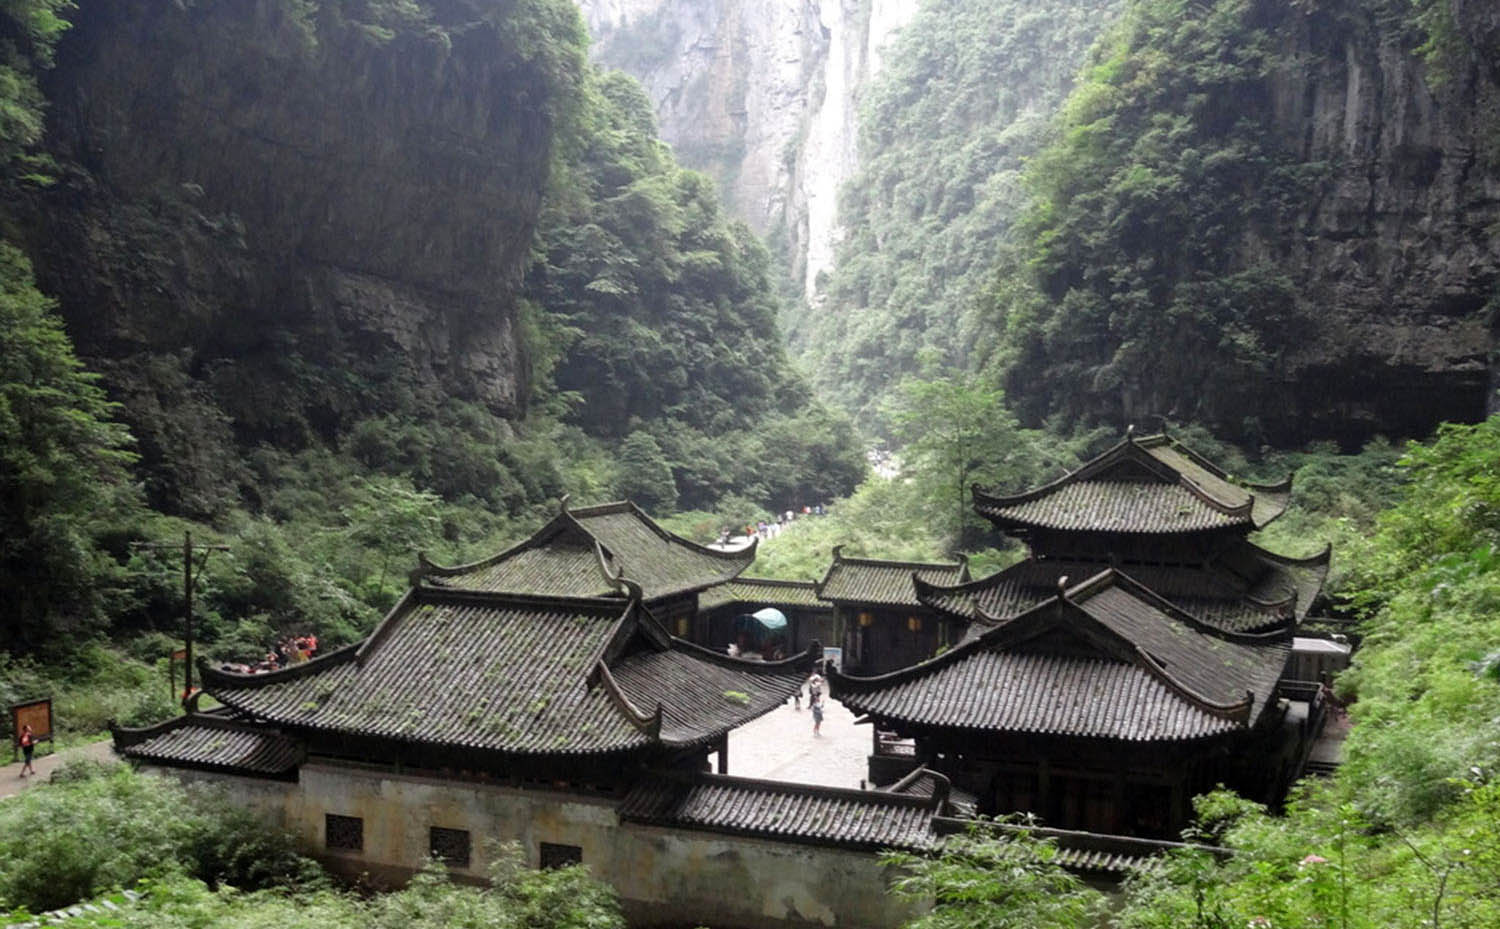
[558,493,571,516]
[594,539,625,592]
[411,551,437,586]
[832,544,844,563]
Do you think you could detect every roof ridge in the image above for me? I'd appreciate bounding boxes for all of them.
[1132,648,1254,721]
[975,433,1270,522]
[413,586,634,613]
[415,511,575,578]
[578,500,761,565]
[1085,569,1294,643]
[830,592,1061,691]
[649,769,943,810]
[834,554,966,571]
[1244,540,1333,568]
[667,635,817,672]
[591,660,663,737]
[973,436,1133,508]
[109,711,284,747]
[912,574,978,620]
[200,639,360,691]
[725,576,820,589]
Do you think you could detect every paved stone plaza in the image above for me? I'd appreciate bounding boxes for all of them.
[720,696,871,788]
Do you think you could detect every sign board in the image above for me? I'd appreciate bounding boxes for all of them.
[10,698,52,760]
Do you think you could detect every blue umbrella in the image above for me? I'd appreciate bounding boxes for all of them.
[749,607,788,630]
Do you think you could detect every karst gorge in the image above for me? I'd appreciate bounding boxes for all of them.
[2,1,1500,927]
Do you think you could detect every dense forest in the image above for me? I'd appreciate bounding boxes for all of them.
[792,0,1498,444]
[788,0,1122,427]
[0,0,863,675]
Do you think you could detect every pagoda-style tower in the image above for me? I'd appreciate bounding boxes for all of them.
[972,431,1292,566]
[831,431,1336,838]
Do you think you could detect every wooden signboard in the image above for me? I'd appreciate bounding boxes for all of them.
[10,698,52,761]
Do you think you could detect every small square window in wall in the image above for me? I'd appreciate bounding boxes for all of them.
[325,813,363,852]
[430,826,472,869]
[539,842,582,869]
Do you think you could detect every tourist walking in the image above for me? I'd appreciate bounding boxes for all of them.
[18,724,36,777]
[811,694,824,736]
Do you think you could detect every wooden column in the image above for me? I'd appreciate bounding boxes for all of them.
[716,734,729,774]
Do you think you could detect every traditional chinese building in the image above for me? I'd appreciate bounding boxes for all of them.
[816,547,969,674]
[110,464,1271,922]
[696,576,834,657]
[414,498,757,640]
[831,432,1334,837]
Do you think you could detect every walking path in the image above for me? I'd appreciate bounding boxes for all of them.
[0,740,117,800]
[2,700,873,800]
[720,697,871,789]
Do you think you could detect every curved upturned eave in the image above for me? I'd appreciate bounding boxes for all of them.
[415,500,757,599]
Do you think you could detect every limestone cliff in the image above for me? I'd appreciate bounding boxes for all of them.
[11,0,581,512]
[1000,0,1500,446]
[1264,1,1500,441]
[576,0,919,296]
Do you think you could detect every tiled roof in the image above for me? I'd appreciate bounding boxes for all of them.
[1052,846,1162,874]
[834,570,1290,742]
[610,643,805,748]
[435,544,618,598]
[838,651,1239,740]
[919,542,1328,634]
[202,589,802,758]
[698,577,829,611]
[424,501,754,602]
[817,548,969,607]
[619,772,940,851]
[112,713,301,777]
[930,819,1175,876]
[974,433,1291,534]
[884,767,979,817]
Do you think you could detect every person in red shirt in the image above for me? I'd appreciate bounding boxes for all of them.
[18,724,36,777]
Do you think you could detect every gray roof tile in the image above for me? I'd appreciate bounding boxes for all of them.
[113,714,302,776]
[920,542,1328,635]
[835,570,1290,742]
[818,550,968,607]
[619,772,940,850]
[698,577,829,611]
[202,590,801,758]
[974,434,1291,534]
[426,502,754,602]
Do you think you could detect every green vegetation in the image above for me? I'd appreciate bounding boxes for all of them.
[1,764,626,929]
[530,68,866,512]
[790,0,1122,426]
[0,1,862,689]
[19,862,624,929]
[883,824,1103,929]
[885,368,1089,550]
[992,0,1317,440]
[0,761,320,913]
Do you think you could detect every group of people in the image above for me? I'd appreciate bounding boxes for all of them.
[218,633,319,675]
[721,505,828,544]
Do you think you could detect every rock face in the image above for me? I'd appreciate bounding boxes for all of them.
[13,0,574,509]
[577,0,919,296]
[1262,1,1500,443]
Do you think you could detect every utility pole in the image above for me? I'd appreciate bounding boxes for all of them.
[135,532,230,709]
